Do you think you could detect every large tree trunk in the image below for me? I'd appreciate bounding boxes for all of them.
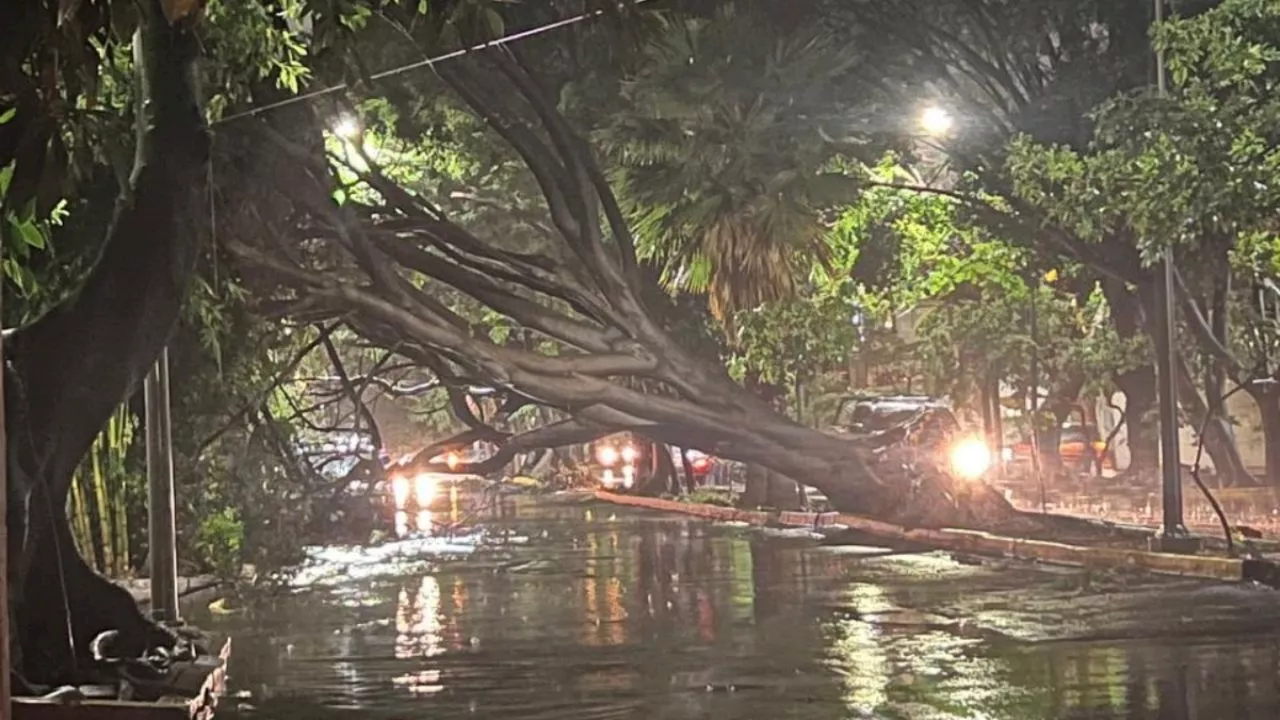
[1252,387,1280,488]
[1103,280,1159,479]
[765,472,802,511]
[739,465,801,511]
[6,0,207,688]
[1115,366,1158,478]
[1175,357,1256,487]
[741,463,768,508]
[1109,278,1254,486]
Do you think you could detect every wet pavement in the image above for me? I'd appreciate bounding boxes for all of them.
[203,494,1280,719]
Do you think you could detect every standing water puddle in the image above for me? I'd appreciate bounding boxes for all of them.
[202,495,1280,719]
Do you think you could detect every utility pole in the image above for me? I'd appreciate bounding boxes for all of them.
[1153,0,1195,551]
[145,348,180,623]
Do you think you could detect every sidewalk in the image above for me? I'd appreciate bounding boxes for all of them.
[592,491,1268,585]
[1000,481,1280,538]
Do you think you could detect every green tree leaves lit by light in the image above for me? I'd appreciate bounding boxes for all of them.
[598,4,869,321]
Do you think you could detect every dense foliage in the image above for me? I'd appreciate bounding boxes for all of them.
[7,0,1280,596]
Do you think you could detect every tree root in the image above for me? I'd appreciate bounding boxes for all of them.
[16,520,179,688]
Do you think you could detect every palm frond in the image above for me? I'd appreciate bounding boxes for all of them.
[599,3,875,321]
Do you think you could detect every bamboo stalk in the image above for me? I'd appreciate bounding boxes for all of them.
[67,405,139,575]
[114,409,133,575]
[92,439,112,572]
[70,479,92,562]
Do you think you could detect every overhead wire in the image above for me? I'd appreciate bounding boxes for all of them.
[212,0,654,128]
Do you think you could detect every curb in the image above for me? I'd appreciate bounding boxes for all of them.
[125,575,224,606]
[594,491,1247,583]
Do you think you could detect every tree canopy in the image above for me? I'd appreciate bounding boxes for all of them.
[9,0,1280,691]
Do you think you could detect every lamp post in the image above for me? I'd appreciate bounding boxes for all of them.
[1152,0,1195,551]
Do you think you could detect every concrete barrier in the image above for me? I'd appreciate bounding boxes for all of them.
[594,491,1248,583]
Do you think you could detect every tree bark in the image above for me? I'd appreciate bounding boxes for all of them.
[1252,388,1280,488]
[6,0,207,687]
[1115,366,1158,478]
[1176,357,1256,487]
[1103,279,1159,479]
[741,463,768,509]
[677,447,696,494]
[765,472,802,511]
[1205,276,1230,410]
[646,444,677,496]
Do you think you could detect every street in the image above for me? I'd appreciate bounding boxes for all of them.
[203,494,1280,719]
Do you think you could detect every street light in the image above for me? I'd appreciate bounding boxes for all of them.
[919,106,954,136]
[333,114,360,139]
[1152,0,1192,551]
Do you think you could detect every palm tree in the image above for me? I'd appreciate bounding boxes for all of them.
[595,4,879,324]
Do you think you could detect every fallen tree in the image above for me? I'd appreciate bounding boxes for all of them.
[226,37,1022,531]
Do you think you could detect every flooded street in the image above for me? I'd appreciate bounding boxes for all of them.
[205,495,1280,719]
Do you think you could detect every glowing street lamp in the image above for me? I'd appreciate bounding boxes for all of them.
[918,106,954,136]
[332,114,360,139]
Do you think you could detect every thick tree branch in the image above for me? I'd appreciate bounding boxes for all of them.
[1173,266,1246,379]
[371,234,618,352]
[491,49,646,311]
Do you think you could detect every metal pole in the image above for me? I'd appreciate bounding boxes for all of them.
[1154,0,1187,541]
[146,348,180,623]
[1030,276,1045,512]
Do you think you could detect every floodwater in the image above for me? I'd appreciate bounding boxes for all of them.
[203,494,1280,719]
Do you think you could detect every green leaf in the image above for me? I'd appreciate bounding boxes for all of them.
[18,221,45,249]
[483,8,505,38]
[0,162,13,199]
[0,108,15,125]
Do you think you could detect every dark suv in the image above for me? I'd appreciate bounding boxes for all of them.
[828,395,992,480]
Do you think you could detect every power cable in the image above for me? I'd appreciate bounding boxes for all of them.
[213,0,654,127]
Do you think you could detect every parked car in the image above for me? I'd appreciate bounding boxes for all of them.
[587,435,721,491]
[827,394,993,481]
[674,447,716,483]
[378,441,493,518]
[1004,421,1112,478]
[590,434,646,490]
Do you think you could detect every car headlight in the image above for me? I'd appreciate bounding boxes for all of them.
[949,438,991,480]
[414,473,436,504]
[392,475,411,509]
[620,445,638,463]
[597,446,619,466]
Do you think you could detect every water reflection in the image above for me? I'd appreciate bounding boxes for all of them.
[394,488,460,538]
[393,575,444,693]
[207,496,1280,719]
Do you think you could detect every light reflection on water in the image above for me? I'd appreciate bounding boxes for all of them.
[204,496,1280,719]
